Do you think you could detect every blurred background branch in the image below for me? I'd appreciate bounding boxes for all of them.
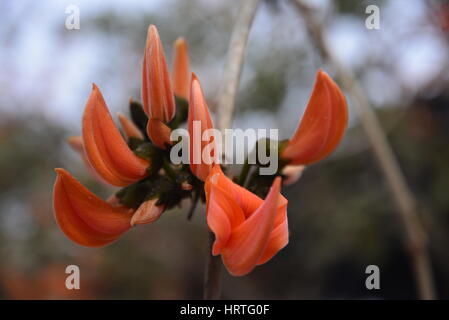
[290,0,436,299]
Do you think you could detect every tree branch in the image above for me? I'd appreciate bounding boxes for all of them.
[216,0,261,132]
[203,0,261,300]
[290,0,436,299]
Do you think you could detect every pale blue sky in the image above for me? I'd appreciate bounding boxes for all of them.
[1,0,446,135]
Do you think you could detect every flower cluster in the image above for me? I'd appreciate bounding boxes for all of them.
[53,25,348,276]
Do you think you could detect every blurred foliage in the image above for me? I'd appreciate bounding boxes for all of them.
[237,51,289,114]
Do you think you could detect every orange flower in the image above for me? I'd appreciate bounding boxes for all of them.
[53,169,164,247]
[188,73,217,181]
[53,84,164,247]
[205,166,288,276]
[281,70,348,165]
[172,37,190,100]
[82,84,149,187]
[142,25,176,149]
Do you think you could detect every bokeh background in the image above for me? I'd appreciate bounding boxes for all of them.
[1,0,449,299]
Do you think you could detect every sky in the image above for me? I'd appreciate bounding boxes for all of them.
[1,0,447,134]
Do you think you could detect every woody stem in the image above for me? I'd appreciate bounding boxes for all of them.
[203,233,222,299]
[187,190,199,221]
[203,0,261,300]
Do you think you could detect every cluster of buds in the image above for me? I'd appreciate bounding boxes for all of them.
[53,25,348,276]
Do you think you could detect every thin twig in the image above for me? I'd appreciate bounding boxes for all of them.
[216,0,261,132]
[290,0,436,299]
[203,0,261,300]
[203,233,223,299]
[187,191,199,221]
[237,157,251,186]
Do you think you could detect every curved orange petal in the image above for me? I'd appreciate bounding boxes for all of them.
[117,112,144,140]
[322,72,348,155]
[67,136,108,184]
[82,84,149,186]
[205,165,268,219]
[53,168,133,247]
[146,118,172,149]
[205,166,254,255]
[207,183,246,255]
[188,74,216,181]
[130,199,165,226]
[257,195,288,265]
[172,37,190,100]
[281,70,348,165]
[142,25,175,122]
[224,178,288,267]
[221,177,282,276]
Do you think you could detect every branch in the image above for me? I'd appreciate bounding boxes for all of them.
[203,0,261,300]
[216,0,261,132]
[291,0,436,300]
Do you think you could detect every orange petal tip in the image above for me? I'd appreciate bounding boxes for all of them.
[130,199,164,226]
[172,37,190,99]
[282,165,306,186]
[146,118,173,149]
[142,24,175,122]
[281,70,348,165]
[117,112,144,140]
